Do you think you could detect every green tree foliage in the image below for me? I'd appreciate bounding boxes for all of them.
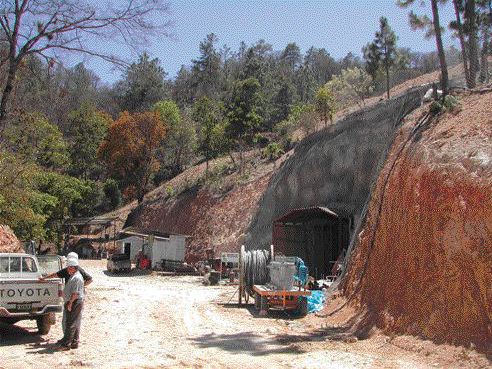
[153,100,197,179]
[279,43,302,73]
[118,53,168,112]
[226,78,263,170]
[315,86,336,127]
[193,97,225,174]
[363,17,398,99]
[67,104,112,180]
[5,113,70,171]
[290,104,318,136]
[262,142,284,161]
[273,103,318,150]
[153,100,182,130]
[296,47,340,103]
[172,66,196,108]
[34,172,103,241]
[272,77,297,124]
[0,149,102,243]
[326,67,374,108]
[101,179,122,212]
[0,148,43,240]
[340,52,363,70]
[192,33,223,98]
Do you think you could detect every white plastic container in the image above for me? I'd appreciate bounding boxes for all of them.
[268,261,296,290]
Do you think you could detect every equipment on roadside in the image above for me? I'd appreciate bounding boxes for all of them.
[107,253,131,273]
[238,245,311,317]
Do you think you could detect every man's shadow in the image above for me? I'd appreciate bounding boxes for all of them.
[26,341,60,354]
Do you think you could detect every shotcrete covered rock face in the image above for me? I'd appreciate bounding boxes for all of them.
[245,87,427,250]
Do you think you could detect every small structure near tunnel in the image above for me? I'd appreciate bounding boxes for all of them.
[272,207,351,279]
[118,227,188,269]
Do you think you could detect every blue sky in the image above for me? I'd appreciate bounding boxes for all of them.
[79,0,458,85]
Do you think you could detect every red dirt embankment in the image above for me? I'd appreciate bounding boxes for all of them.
[343,91,492,352]
[130,171,273,262]
[0,225,22,253]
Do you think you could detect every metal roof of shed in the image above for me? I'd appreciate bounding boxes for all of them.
[119,227,190,240]
[274,206,339,224]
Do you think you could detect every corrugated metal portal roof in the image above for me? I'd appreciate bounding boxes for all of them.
[119,226,190,240]
[274,206,338,224]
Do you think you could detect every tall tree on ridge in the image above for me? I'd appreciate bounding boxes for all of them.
[450,0,471,85]
[118,53,168,112]
[315,85,336,127]
[397,0,449,95]
[364,17,397,99]
[192,33,222,99]
[477,0,491,83]
[226,78,263,173]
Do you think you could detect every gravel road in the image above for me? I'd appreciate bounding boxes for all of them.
[0,260,485,369]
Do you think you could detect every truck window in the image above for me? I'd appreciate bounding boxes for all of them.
[9,257,21,272]
[37,256,61,275]
[0,257,9,273]
[22,257,37,273]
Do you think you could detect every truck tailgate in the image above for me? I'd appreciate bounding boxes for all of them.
[0,279,61,313]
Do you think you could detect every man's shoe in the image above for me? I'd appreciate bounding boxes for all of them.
[55,345,71,351]
[70,342,79,349]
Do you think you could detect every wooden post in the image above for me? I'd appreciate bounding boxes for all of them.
[239,245,244,306]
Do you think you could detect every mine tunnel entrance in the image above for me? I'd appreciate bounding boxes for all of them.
[272,207,351,279]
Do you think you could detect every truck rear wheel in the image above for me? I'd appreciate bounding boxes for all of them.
[254,293,261,311]
[296,296,308,317]
[36,314,52,335]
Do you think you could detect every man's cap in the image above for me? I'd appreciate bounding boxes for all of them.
[67,258,79,267]
[67,252,79,260]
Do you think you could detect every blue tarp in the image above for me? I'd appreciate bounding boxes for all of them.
[307,290,325,313]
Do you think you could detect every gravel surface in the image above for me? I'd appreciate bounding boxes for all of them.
[0,260,480,369]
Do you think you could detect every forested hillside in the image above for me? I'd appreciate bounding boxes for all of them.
[0,0,489,249]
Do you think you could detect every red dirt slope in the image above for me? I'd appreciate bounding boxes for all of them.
[0,225,22,253]
[343,90,492,351]
[129,168,274,262]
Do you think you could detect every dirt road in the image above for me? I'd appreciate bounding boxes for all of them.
[0,260,488,369]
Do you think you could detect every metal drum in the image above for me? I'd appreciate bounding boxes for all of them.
[267,261,296,290]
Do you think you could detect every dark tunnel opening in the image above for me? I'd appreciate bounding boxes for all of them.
[272,207,352,279]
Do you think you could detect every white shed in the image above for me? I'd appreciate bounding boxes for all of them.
[117,228,188,269]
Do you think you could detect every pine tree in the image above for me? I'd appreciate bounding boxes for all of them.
[398,0,449,95]
[363,17,397,99]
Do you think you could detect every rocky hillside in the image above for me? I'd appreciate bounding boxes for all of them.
[123,66,465,261]
[0,225,23,253]
[126,156,278,262]
[342,90,492,351]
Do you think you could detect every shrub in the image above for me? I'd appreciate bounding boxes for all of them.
[443,95,461,113]
[429,101,443,114]
[263,143,284,161]
[165,185,174,197]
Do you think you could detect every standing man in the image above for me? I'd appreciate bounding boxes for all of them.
[39,252,92,340]
[57,258,85,350]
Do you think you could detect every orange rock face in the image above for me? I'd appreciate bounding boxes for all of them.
[343,92,492,351]
[0,225,23,253]
[130,173,273,262]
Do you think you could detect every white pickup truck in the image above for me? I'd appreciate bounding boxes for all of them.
[0,253,63,334]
